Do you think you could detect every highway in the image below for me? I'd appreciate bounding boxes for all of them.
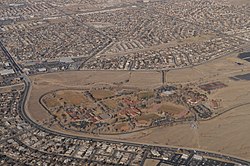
[0,41,23,75]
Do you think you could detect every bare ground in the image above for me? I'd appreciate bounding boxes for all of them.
[26,52,250,160]
[128,104,250,160]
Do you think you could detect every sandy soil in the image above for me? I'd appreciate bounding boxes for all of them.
[90,89,115,99]
[26,52,250,160]
[128,104,250,160]
[0,83,24,93]
[27,71,162,124]
[158,102,185,115]
[144,159,160,166]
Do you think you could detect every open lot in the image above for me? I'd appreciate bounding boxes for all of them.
[26,52,250,159]
[90,89,115,100]
[128,104,250,160]
[157,102,185,116]
[43,90,90,107]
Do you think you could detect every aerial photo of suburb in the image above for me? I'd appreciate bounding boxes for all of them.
[0,0,250,165]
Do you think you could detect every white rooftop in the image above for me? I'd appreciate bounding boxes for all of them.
[0,69,15,75]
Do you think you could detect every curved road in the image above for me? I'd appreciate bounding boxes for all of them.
[19,74,250,165]
[1,39,250,165]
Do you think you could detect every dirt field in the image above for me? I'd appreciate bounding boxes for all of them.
[42,90,91,107]
[157,102,185,116]
[90,89,115,99]
[114,123,131,132]
[27,71,162,125]
[137,91,154,100]
[136,113,160,122]
[103,99,118,110]
[0,83,24,93]
[144,159,160,166]
[128,104,250,160]
[26,52,250,160]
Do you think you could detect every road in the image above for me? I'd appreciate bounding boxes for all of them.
[18,71,250,165]
[1,35,250,165]
[0,41,23,75]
